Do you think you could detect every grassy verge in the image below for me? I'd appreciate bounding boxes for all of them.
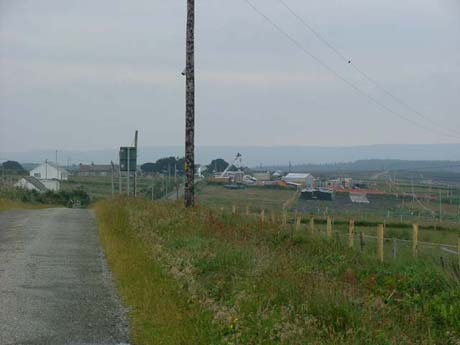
[0,198,52,211]
[95,198,460,345]
[94,199,218,344]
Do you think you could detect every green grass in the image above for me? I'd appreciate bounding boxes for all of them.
[95,198,460,345]
[95,200,219,344]
[196,184,294,211]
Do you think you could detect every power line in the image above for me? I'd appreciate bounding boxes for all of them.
[276,0,460,138]
[242,0,460,140]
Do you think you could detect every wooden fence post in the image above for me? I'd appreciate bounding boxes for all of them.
[309,216,315,234]
[359,231,365,251]
[348,218,355,248]
[260,209,265,223]
[326,216,332,238]
[412,224,419,258]
[377,224,384,262]
[232,205,237,214]
[392,238,397,259]
[457,236,460,268]
[296,216,301,231]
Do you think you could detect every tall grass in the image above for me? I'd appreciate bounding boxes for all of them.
[95,198,460,345]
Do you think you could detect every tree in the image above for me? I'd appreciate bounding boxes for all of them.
[207,158,229,173]
[2,160,25,173]
[176,157,185,174]
[141,157,186,175]
[155,157,178,174]
[140,162,157,174]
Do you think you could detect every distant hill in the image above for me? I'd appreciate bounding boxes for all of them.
[262,159,460,173]
[3,143,460,167]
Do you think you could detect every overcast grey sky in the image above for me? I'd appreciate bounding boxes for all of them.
[1,0,459,152]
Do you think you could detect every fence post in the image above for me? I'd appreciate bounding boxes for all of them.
[282,211,287,226]
[392,238,397,259]
[458,236,460,268]
[377,224,384,262]
[309,216,315,234]
[359,231,365,251]
[348,218,355,248]
[412,224,418,258]
[326,216,332,238]
[296,216,301,231]
[246,205,250,216]
[232,205,237,214]
[260,209,265,223]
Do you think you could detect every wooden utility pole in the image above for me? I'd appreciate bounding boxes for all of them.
[184,0,195,208]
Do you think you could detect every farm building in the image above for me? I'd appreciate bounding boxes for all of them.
[301,188,335,201]
[253,172,271,181]
[15,176,60,192]
[30,162,68,180]
[227,171,244,183]
[79,163,118,177]
[282,173,315,187]
[325,177,353,189]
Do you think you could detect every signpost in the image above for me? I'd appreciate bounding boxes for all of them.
[119,146,137,196]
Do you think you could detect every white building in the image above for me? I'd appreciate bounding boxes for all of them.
[15,176,48,193]
[15,176,61,192]
[30,161,68,181]
[282,173,315,188]
[253,172,271,181]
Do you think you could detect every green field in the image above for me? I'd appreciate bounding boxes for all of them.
[95,198,460,345]
[196,184,295,210]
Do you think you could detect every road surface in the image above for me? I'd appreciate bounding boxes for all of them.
[0,208,129,345]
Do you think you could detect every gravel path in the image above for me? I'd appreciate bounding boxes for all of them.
[0,208,130,345]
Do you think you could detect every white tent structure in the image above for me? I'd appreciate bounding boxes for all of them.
[282,173,314,187]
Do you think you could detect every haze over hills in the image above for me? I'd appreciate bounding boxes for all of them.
[3,144,460,168]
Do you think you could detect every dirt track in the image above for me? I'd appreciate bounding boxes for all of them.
[0,208,129,345]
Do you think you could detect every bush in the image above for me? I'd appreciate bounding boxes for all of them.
[0,187,91,207]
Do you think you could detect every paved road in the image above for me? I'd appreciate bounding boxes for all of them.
[0,208,130,345]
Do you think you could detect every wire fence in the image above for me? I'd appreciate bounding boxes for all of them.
[219,204,460,278]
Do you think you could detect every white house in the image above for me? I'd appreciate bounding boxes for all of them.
[15,176,48,193]
[15,176,61,192]
[30,161,68,180]
[282,173,315,188]
[41,179,61,191]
